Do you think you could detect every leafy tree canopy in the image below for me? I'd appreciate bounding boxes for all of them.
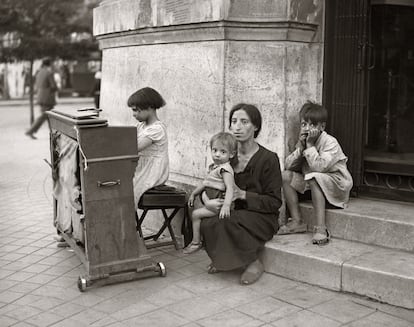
[0,0,99,62]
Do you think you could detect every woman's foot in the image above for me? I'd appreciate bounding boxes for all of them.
[312,226,330,245]
[277,220,307,235]
[240,259,264,285]
[183,242,203,254]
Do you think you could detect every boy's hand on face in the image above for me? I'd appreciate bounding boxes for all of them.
[296,133,307,151]
[306,129,321,147]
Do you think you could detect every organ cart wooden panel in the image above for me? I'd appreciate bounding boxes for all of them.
[46,108,166,291]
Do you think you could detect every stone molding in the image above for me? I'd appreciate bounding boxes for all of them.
[96,20,318,49]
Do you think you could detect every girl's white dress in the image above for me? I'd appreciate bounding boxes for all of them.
[133,121,169,207]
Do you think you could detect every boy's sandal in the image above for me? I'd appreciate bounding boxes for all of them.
[207,264,220,274]
[182,242,203,255]
[277,221,307,235]
[312,226,331,245]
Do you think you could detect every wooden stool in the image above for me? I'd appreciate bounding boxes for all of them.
[136,185,187,250]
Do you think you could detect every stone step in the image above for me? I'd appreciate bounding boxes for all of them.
[299,198,414,252]
[262,234,414,309]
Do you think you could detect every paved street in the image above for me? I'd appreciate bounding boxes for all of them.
[0,99,413,327]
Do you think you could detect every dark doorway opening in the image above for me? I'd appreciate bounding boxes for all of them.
[363,3,414,201]
[323,0,414,202]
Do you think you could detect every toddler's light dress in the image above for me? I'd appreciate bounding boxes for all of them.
[133,121,169,207]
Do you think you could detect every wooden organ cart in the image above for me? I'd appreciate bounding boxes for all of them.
[47,108,166,292]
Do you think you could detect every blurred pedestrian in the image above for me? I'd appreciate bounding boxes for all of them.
[25,58,57,140]
[22,66,31,95]
[91,70,101,108]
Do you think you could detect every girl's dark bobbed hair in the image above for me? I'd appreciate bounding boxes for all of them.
[127,87,166,109]
[229,103,262,138]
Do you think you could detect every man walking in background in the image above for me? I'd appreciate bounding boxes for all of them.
[25,58,57,139]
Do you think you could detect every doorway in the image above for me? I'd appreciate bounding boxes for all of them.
[323,0,414,202]
[364,2,414,201]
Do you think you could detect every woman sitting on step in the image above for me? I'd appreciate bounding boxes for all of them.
[200,103,283,285]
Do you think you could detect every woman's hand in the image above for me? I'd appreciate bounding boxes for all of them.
[204,198,224,212]
[232,184,246,201]
[219,203,231,219]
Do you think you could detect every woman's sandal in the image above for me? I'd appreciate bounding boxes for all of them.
[240,259,264,285]
[312,226,331,245]
[207,264,220,274]
[277,220,307,235]
[182,242,203,255]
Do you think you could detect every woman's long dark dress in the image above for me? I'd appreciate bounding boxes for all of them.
[200,145,282,271]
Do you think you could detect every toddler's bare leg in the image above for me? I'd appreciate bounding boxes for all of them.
[282,171,303,223]
[308,179,326,227]
[191,207,217,243]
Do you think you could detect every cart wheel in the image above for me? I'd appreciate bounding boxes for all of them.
[157,262,167,277]
[77,276,87,292]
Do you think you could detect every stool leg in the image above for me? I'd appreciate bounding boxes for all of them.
[151,208,177,240]
[162,208,180,250]
[136,210,148,238]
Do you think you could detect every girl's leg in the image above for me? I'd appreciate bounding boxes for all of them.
[191,207,216,243]
[184,207,216,254]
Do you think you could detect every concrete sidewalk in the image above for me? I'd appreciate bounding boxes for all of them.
[1,102,413,327]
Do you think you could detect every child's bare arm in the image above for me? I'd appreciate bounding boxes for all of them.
[137,136,153,152]
[188,183,206,207]
[285,132,307,171]
[285,148,304,171]
[219,172,234,219]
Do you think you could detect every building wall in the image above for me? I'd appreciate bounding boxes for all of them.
[93,0,324,233]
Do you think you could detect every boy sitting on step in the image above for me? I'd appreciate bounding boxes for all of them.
[277,101,353,245]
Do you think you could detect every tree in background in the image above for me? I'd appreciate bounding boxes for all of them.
[0,0,99,124]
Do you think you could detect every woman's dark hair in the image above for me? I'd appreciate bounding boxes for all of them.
[127,87,166,109]
[229,103,262,138]
[299,101,327,124]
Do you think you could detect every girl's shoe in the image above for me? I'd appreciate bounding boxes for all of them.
[312,226,330,245]
[277,220,307,235]
[183,242,203,254]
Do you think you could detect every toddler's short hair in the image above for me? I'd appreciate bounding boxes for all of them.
[127,87,166,109]
[210,132,237,154]
[299,101,327,124]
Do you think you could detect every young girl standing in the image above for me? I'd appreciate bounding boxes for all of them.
[278,101,353,245]
[127,87,169,207]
